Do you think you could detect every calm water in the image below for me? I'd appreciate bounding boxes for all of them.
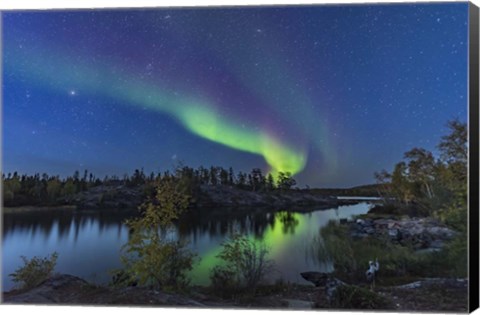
[2,202,372,291]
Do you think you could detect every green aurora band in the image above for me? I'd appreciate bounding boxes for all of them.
[159,13,338,177]
[6,45,307,175]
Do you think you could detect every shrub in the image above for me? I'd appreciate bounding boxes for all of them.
[120,238,196,291]
[9,252,58,290]
[210,233,274,295]
[118,177,196,292]
[209,265,237,296]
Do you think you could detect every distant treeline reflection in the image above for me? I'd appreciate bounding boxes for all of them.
[4,209,310,244]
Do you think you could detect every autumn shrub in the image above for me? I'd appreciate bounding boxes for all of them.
[118,177,197,292]
[10,252,58,290]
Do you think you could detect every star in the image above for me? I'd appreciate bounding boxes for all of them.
[2,3,469,189]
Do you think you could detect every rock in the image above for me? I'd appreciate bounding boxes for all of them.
[301,272,329,287]
[388,228,399,239]
[426,226,456,239]
[363,219,374,226]
[348,217,455,249]
[430,239,444,248]
[392,278,468,290]
[3,274,88,304]
[364,227,376,234]
[325,277,347,301]
[72,182,358,211]
[388,222,401,229]
[3,274,204,306]
[75,185,144,211]
[300,272,345,301]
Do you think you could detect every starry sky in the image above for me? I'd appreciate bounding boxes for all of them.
[2,3,468,187]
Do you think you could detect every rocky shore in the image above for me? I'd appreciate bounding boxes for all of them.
[344,216,456,251]
[71,184,361,212]
[2,274,204,306]
[3,273,467,311]
[194,185,360,210]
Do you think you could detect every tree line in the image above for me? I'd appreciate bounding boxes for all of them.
[2,165,297,207]
[374,119,467,228]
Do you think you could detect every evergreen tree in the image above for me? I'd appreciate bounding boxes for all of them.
[210,166,218,185]
[219,168,229,186]
[266,173,275,191]
[237,172,246,188]
[228,167,235,186]
[277,172,296,190]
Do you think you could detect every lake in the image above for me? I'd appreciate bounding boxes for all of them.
[2,202,373,291]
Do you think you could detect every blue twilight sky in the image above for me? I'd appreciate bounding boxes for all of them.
[2,3,468,187]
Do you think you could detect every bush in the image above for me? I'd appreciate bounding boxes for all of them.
[210,265,237,296]
[118,177,196,292]
[120,238,196,291]
[9,252,58,290]
[210,233,274,295]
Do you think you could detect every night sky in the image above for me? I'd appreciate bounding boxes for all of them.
[2,3,468,187]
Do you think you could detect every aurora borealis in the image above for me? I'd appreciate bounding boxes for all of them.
[2,3,468,187]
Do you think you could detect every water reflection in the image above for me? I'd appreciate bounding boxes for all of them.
[177,209,279,240]
[2,203,372,291]
[277,211,300,234]
[3,211,132,244]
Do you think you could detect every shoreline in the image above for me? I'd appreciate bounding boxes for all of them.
[2,205,78,214]
[2,198,372,215]
[2,273,468,311]
[3,182,382,214]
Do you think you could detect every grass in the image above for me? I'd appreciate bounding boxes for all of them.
[313,220,466,285]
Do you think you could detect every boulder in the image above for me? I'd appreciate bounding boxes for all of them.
[300,272,329,287]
